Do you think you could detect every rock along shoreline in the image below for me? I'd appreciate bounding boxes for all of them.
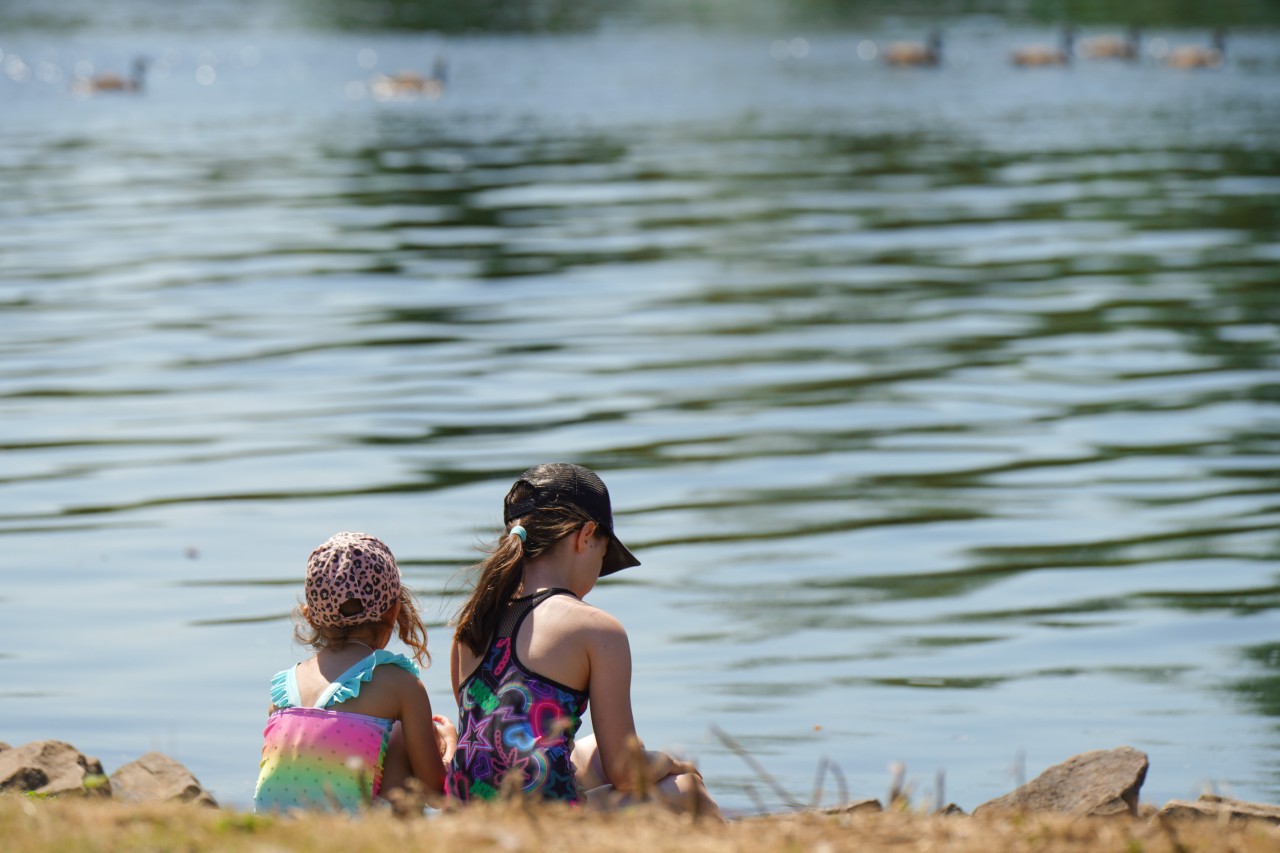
[2,738,1278,829]
[0,739,217,807]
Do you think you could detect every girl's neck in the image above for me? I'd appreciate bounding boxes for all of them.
[521,558,590,599]
[521,560,567,588]
[340,629,386,653]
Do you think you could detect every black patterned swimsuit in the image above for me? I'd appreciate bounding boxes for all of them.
[448,589,589,803]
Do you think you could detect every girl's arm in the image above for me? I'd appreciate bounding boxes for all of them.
[392,669,450,794]
[449,639,463,704]
[583,610,689,791]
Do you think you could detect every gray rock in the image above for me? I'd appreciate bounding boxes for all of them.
[3,766,48,791]
[0,740,111,797]
[1156,794,1280,825]
[821,798,883,816]
[109,752,217,807]
[974,747,1148,818]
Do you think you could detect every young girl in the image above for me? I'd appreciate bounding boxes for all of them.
[254,532,457,813]
[448,463,721,818]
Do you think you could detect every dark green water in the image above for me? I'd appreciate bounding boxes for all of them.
[0,16,1277,813]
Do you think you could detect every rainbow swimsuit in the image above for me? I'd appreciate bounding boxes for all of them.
[253,649,417,813]
[448,589,589,803]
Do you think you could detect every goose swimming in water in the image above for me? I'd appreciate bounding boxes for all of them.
[1165,30,1226,69]
[1080,26,1141,60]
[371,53,447,100]
[73,57,148,95]
[881,32,942,67]
[1011,28,1075,67]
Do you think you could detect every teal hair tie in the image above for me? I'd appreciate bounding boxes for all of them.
[510,525,527,543]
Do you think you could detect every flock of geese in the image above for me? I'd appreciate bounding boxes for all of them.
[70,28,1227,96]
[883,27,1228,69]
[72,53,450,98]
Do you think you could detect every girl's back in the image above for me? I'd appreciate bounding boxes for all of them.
[255,648,420,813]
[291,649,422,717]
[450,588,592,802]
[454,589,605,693]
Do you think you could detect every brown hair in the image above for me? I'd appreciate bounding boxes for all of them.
[453,480,606,655]
[294,586,431,667]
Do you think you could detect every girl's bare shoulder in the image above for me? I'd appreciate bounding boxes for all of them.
[538,593,627,639]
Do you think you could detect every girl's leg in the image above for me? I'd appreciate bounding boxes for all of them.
[577,736,722,821]
[584,771,722,820]
[654,771,723,821]
[571,733,609,791]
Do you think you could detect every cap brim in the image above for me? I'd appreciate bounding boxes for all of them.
[601,535,641,576]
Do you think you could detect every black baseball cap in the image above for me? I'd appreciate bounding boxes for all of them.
[503,462,641,576]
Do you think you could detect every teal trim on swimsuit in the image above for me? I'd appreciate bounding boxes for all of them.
[270,650,419,709]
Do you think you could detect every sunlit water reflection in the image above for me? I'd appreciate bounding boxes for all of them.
[1,21,1278,814]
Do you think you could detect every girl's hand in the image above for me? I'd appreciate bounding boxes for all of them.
[667,757,702,779]
[433,714,458,763]
[648,751,701,782]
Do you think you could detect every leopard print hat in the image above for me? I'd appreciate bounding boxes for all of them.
[304,532,402,628]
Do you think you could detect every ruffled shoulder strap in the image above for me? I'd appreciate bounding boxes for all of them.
[269,665,302,709]
[314,650,420,709]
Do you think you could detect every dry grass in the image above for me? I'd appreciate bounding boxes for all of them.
[2,796,1278,853]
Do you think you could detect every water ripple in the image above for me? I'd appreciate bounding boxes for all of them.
[1,24,1277,811]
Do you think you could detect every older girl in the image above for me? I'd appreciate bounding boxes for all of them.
[448,463,720,817]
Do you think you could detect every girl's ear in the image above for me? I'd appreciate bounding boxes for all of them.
[383,599,402,627]
[573,521,598,553]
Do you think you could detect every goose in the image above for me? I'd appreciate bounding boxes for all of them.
[1166,30,1226,69]
[1011,27,1075,67]
[73,56,147,95]
[371,53,447,100]
[881,32,942,67]
[1080,26,1141,60]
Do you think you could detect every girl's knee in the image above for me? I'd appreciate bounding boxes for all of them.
[572,734,608,791]
[659,772,723,821]
[669,771,709,801]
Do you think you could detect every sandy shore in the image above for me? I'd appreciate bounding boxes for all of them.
[3,795,1279,852]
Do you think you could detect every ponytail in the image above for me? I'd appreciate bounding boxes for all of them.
[453,482,603,655]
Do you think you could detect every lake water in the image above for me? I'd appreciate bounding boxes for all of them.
[1,15,1278,816]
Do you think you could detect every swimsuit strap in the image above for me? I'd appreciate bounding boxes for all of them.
[312,657,374,708]
[494,588,577,642]
[269,650,419,710]
[312,650,419,709]
[278,666,303,708]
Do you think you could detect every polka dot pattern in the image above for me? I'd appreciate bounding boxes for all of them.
[253,707,393,813]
